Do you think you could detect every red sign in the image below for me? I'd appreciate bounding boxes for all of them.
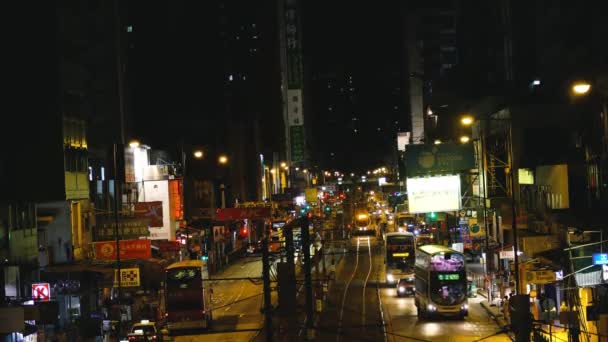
[154,240,181,253]
[134,201,163,227]
[216,207,271,220]
[93,239,151,260]
[32,283,50,301]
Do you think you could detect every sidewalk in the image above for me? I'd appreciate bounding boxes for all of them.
[477,288,509,329]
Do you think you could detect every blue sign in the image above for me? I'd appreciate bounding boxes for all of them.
[592,253,608,265]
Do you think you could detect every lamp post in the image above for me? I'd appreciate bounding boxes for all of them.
[218,155,229,208]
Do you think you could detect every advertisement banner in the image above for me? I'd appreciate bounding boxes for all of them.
[216,207,271,220]
[290,125,305,162]
[287,89,303,126]
[154,240,181,253]
[284,0,303,89]
[94,217,150,241]
[405,143,475,177]
[406,175,461,213]
[526,270,556,284]
[93,239,151,260]
[305,188,318,203]
[134,201,163,227]
[113,268,140,287]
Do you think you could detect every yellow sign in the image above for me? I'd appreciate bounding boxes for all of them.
[393,253,409,257]
[305,188,318,203]
[113,267,140,287]
[525,270,556,285]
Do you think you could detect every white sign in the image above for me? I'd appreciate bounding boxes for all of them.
[500,250,515,259]
[397,132,410,152]
[287,89,303,126]
[603,265,608,282]
[406,175,461,213]
[451,243,464,253]
[139,180,174,240]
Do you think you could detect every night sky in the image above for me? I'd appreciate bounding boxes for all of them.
[128,0,405,171]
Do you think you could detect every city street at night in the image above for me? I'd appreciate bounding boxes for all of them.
[3,1,608,342]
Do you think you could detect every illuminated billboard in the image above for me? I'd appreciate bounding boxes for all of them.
[406,175,461,213]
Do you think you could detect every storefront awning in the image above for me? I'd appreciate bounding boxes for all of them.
[41,263,114,274]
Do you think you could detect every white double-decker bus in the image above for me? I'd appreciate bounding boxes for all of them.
[414,245,468,319]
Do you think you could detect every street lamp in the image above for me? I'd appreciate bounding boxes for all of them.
[461,115,474,126]
[193,150,204,159]
[434,139,442,145]
[218,155,228,165]
[460,135,470,143]
[572,82,592,95]
[280,162,287,168]
[128,139,140,148]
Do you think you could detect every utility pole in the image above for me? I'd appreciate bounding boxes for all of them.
[262,238,273,342]
[112,143,122,337]
[301,216,315,339]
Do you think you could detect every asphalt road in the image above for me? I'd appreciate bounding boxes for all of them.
[166,236,511,342]
[171,256,265,342]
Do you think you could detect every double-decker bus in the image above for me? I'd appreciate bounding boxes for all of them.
[385,232,416,285]
[164,260,213,332]
[414,245,468,319]
[395,213,416,233]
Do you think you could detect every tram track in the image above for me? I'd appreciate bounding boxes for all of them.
[335,236,381,342]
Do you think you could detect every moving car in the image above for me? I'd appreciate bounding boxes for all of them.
[127,320,158,341]
[397,277,415,297]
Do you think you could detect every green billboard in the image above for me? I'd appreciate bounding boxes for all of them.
[405,143,475,177]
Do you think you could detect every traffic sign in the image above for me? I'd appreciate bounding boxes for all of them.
[592,253,608,265]
[32,283,50,301]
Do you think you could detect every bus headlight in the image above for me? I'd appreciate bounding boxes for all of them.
[387,274,395,282]
[427,304,436,311]
[398,286,405,293]
[461,304,469,311]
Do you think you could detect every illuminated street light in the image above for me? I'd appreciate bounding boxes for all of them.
[303,169,308,173]
[460,135,470,143]
[572,82,591,95]
[461,115,474,126]
[434,139,442,145]
[218,155,229,165]
[193,150,204,159]
[129,140,140,148]
[270,168,276,174]
[280,162,287,168]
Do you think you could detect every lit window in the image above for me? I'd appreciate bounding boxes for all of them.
[126,25,133,33]
[88,166,93,181]
[228,74,233,81]
[101,167,105,181]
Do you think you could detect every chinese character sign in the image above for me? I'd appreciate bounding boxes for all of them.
[93,239,151,260]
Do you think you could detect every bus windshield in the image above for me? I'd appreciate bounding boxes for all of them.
[430,271,467,305]
[397,217,415,227]
[166,268,202,311]
[386,234,415,268]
